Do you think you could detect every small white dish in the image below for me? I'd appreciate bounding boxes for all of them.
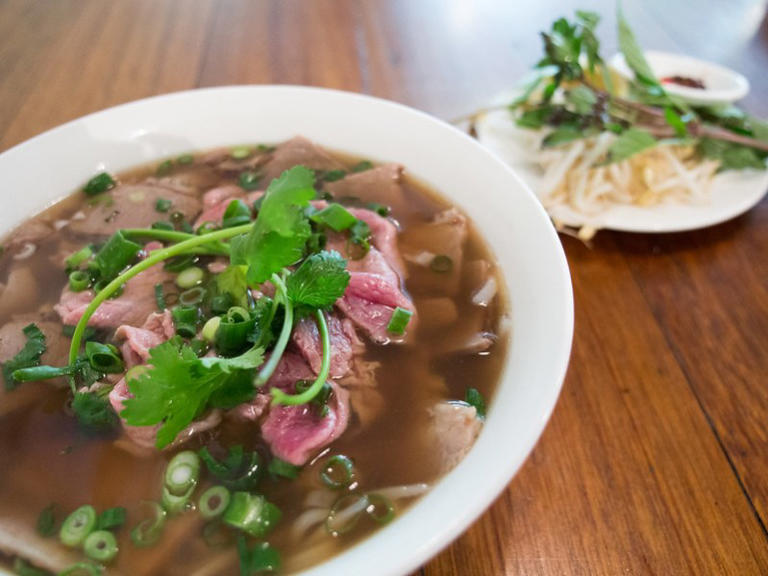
[475,94,768,234]
[0,86,573,576]
[609,50,750,105]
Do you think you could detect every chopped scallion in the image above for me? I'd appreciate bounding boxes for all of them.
[57,561,102,576]
[156,159,173,176]
[59,505,97,548]
[230,146,252,160]
[322,169,347,182]
[83,530,118,563]
[154,283,166,310]
[430,254,453,273]
[96,507,126,531]
[238,171,262,191]
[177,153,194,165]
[65,245,93,270]
[36,503,57,537]
[223,492,281,537]
[68,270,91,292]
[386,307,413,335]
[155,198,172,213]
[151,220,174,231]
[222,199,252,229]
[130,501,166,547]
[319,455,355,489]
[465,387,487,419]
[365,493,395,524]
[202,316,221,343]
[176,266,204,289]
[267,458,300,480]
[310,204,356,232]
[83,172,116,196]
[198,486,231,519]
[351,160,373,173]
[179,286,207,306]
[84,341,124,374]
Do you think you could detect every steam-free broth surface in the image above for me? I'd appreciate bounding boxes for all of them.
[0,138,507,574]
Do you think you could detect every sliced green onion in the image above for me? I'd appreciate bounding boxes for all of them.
[430,254,453,273]
[179,286,207,306]
[13,364,77,382]
[366,202,390,217]
[320,455,356,489]
[83,530,118,563]
[210,293,234,315]
[93,231,142,283]
[155,198,172,213]
[196,221,218,235]
[83,172,116,196]
[57,561,102,576]
[465,387,487,419]
[268,458,300,480]
[230,146,252,160]
[325,494,366,536]
[322,169,346,182]
[151,220,174,231]
[164,253,197,273]
[154,283,166,310]
[59,505,97,547]
[96,507,126,531]
[177,153,194,165]
[65,245,93,270]
[176,266,204,289]
[84,341,124,373]
[162,485,195,515]
[214,306,256,356]
[199,486,231,519]
[68,270,90,292]
[237,536,281,574]
[223,492,281,537]
[365,493,395,524]
[256,144,275,153]
[222,199,252,229]
[198,446,262,491]
[351,160,373,173]
[386,307,413,335]
[165,451,201,496]
[156,159,173,176]
[130,501,166,547]
[238,171,261,191]
[189,338,210,357]
[172,306,200,338]
[310,204,356,232]
[36,503,57,537]
[202,316,221,343]
[13,557,52,576]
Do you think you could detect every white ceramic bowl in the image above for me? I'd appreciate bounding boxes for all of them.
[609,50,750,105]
[0,86,573,575]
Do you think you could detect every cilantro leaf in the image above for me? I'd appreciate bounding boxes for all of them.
[2,323,46,390]
[349,219,372,257]
[72,391,119,432]
[605,128,657,163]
[286,250,350,310]
[234,166,316,285]
[121,340,264,448]
[215,265,250,308]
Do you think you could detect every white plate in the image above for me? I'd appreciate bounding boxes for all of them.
[609,50,750,105]
[476,102,768,233]
[0,86,573,576]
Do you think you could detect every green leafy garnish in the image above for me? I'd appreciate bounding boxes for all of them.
[121,340,264,448]
[72,391,119,433]
[310,204,357,232]
[605,128,657,163]
[231,166,315,284]
[2,323,46,390]
[268,458,300,480]
[285,251,350,312]
[83,172,116,196]
[96,507,127,531]
[92,231,142,283]
[465,387,487,419]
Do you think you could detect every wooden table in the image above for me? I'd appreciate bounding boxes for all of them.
[2,0,767,573]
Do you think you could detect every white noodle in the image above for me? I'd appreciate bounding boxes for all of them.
[471,276,497,307]
[370,483,431,500]
[291,508,331,541]
[403,251,435,266]
[13,243,36,260]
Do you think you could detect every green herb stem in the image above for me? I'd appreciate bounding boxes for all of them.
[253,274,293,387]
[270,309,330,406]
[121,228,230,255]
[68,223,253,365]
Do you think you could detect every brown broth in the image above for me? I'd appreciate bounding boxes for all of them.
[0,141,508,575]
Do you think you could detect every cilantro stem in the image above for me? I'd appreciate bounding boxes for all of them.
[122,229,230,255]
[253,274,293,388]
[68,223,254,365]
[270,309,330,406]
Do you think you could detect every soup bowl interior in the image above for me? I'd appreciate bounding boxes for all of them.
[0,85,573,576]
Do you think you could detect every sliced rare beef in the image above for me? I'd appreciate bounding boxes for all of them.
[428,402,482,474]
[55,262,172,328]
[400,208,468,296]
[324,164,409,214]
[115,310,175,369]
[261,381,350,466]
[260,136,345,185]
[68,182,202,237]
[291,314,361,379]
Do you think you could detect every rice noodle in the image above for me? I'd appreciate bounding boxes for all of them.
[368,483,430,500]
[403,250,435,266]
[53,219,69,231]
[12,243,36,261]
[471,277,497,307]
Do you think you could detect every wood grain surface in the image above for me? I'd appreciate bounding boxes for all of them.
[1,0,767,574]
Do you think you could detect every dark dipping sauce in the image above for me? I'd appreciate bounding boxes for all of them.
[0,137,508,575]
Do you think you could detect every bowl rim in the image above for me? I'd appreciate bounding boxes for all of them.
[0,85,574,576]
